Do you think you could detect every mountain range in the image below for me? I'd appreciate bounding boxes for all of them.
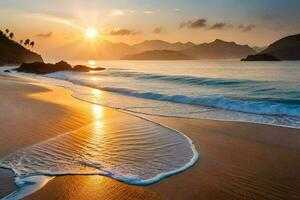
[122,50,195,60]
[119,39,255,60]
[181,39,255,59]
[0,31,258,62]
[88,39,196,59]
[2,30,299,62]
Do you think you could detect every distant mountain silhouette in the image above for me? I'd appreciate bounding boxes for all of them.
[241,54,281,61]
[84,40,194,59]
[252,46,267,53]
[242,33,300,61]
[182,39,256,59]
[133,40,195,52]
[42,38,257,60]
[260,33,300,60]
[122,50,195,60]
[96,40,137,59]
[0,34,43,65]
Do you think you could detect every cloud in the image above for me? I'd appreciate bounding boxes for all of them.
[239,24,256,32]
[209,22,228,30]
[28,13,82,30]
[180,18,207,29]
[180,18,254,32]
[152,27,162,34]
[143,10,154,14]
[261,14,273,21]
[109,28,139,36]
[173,8,181,12]
[36,32,53,38]
[111,9,125,16]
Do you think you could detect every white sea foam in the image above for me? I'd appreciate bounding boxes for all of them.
[2,176,54,200]
[0,112,199,199]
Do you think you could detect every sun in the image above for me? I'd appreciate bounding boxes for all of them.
[85,28,98,39]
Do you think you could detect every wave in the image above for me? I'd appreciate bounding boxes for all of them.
[43,71,300,118]
[98,87,300,118]
[5,69,300,126]
[101,70,265,87]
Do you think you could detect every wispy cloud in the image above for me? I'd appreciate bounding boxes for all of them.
[180,18,255,33]
[143,10,154,14]
[261,14,273,21]
[209,22,229,30]
[239,24,256,32]
[27,13,83,30]
[111,9,125,16]
[36,32,53,38]
[111,9,138,16]
[180,18,207,29]
[109,27,140,36]
[152,26,162,34]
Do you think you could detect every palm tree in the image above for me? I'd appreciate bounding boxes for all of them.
[5,29,9,36]
[24,39,30,47]
[9,32,14,40]
[0,30,3,36]
[30,41,35,48]
[20,40,23,45]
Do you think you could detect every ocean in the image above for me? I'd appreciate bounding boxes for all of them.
[46,60,300,128]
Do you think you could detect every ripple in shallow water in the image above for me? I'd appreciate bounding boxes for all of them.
[0,105,198,199]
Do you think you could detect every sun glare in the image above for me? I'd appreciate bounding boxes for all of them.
[85,28,98,39]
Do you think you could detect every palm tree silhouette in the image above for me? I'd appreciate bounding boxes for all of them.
[30,41,35,48]
[9,32,14,40]
[0,30,3,36]
[20,40,23,45]
[5,29,9,36]
[24,39,30,47]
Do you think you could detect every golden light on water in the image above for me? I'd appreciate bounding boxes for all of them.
[88,60,97,66]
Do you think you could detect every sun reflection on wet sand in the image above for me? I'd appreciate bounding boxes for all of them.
[92,104,105,139]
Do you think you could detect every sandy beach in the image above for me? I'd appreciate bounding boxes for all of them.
[0,74,299,200]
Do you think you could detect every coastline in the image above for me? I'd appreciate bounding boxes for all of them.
[0,73,299,200]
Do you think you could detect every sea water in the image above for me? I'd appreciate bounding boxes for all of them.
[46,60,300,128]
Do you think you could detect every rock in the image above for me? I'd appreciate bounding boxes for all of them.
[55,61,72,70]
[241,54,281,61]
[73,65,105,72]
[15,61,105,74]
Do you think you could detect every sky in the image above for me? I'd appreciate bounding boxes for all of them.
[0,0,299,61]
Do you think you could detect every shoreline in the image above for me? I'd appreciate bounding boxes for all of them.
[2,69,300,130]
[0,73,299,199]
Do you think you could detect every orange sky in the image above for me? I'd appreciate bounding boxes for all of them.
[1,0,299,61]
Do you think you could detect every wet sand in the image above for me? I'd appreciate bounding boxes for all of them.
[0,74,299,200]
